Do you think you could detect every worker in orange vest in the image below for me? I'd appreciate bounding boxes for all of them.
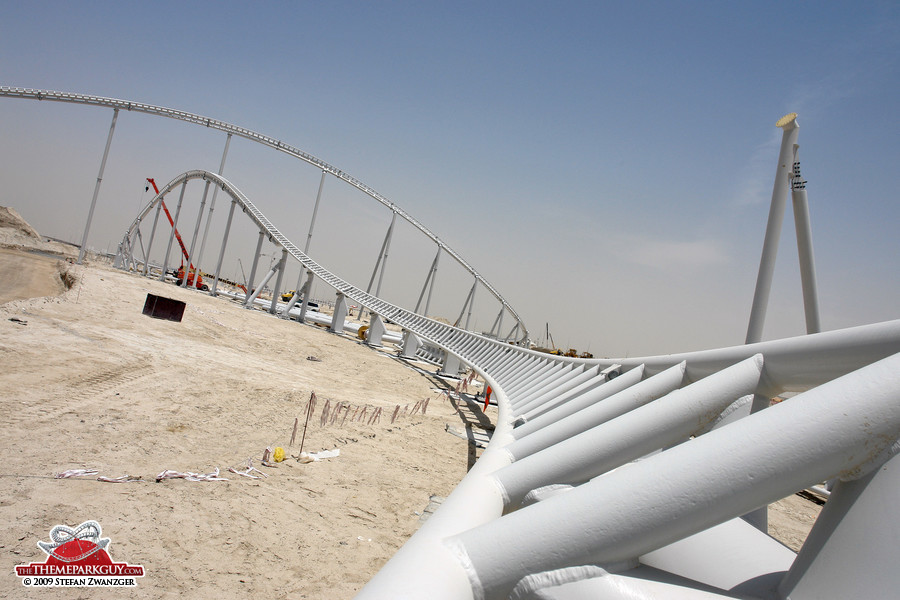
[483,386,492,411]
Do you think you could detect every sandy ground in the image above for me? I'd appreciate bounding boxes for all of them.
[0,208,821,598]
[0,251,475,598]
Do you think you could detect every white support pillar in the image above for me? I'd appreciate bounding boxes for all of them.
[359,211,397,321]
[159,181,188,281]
[245,263,279,307]
[487,307,504,338]
[375,212,396,299]
[142,200,164,276]
[243,230,266,307]
[296,271,314,323]
[78,108,118,264]
[211,198,237,295]
[329,292,349,334]
[193,133,231,288]
[366,314,386,348]
[746,113,800,343]
[504,322,520,344]
[181,178,211,288]
[778,452,900,600]
[286,169,326,316]
[464,280,477,331]
[285,283,303,317]
[400,331,422,359]
[135,230,146,270]
[269,248,288,314]
[123,228,136,270]
[121,230,136,271]
[790,146,821,334]
[415,246,442,316]
[440,352,462,378]
[455,280,478,329]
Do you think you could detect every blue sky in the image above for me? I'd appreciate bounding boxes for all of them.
[1,1,897,356]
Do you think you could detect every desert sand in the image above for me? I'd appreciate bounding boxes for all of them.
[0,207,819,598]
[0,208,481,599]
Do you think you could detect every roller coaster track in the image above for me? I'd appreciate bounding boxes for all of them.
[128,171,900,600]
[4,88,900,599]
[0,85,527,342]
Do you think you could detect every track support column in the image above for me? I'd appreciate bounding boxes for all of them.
[142,200,164,276]
[790,147,821,334]
[181,178,211,288]
[211,198,237,296]
[159,181,188,281]
[330,293,349,334]
[244,230,266,307]
[286,169,326,316]
[269,249,288,314]
[193,133,231,288]
[746,113,800,343]
[78,108,118,264]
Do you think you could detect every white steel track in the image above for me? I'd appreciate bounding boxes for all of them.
[0,85,528,342]
[127,170,900,600]
[5,87,900,599]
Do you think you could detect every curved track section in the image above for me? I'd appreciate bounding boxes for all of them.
[127,171,900,600]
[122,170,532,359]
[7,88,900,599]
[359,320,900,600]
[0,85,528,342]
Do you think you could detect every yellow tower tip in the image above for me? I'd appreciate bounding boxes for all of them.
[776,112,798,129]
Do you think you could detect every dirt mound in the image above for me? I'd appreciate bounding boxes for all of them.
[0,205,77,258]
[0,206,42,240]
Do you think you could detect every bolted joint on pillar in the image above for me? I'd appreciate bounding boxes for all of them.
[791,158,807,191]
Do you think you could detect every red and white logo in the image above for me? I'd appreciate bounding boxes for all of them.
[15,520,145,587]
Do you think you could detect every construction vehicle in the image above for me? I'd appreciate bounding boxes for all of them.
[145,178,208,291]
[280,290,319,310]
[174,265,206,290]
[531,323,592,358]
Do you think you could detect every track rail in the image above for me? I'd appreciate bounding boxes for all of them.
[126,171,900,599]
[9,88,900,599]
[0,85,528,342]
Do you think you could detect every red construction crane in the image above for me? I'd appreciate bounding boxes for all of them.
[146,178,205,289]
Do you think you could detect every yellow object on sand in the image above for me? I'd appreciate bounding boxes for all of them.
[272,447,285,462]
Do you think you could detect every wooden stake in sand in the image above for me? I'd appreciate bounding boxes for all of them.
[299,392,316,455]
[320,398,332,427]
[290,417,299,447]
